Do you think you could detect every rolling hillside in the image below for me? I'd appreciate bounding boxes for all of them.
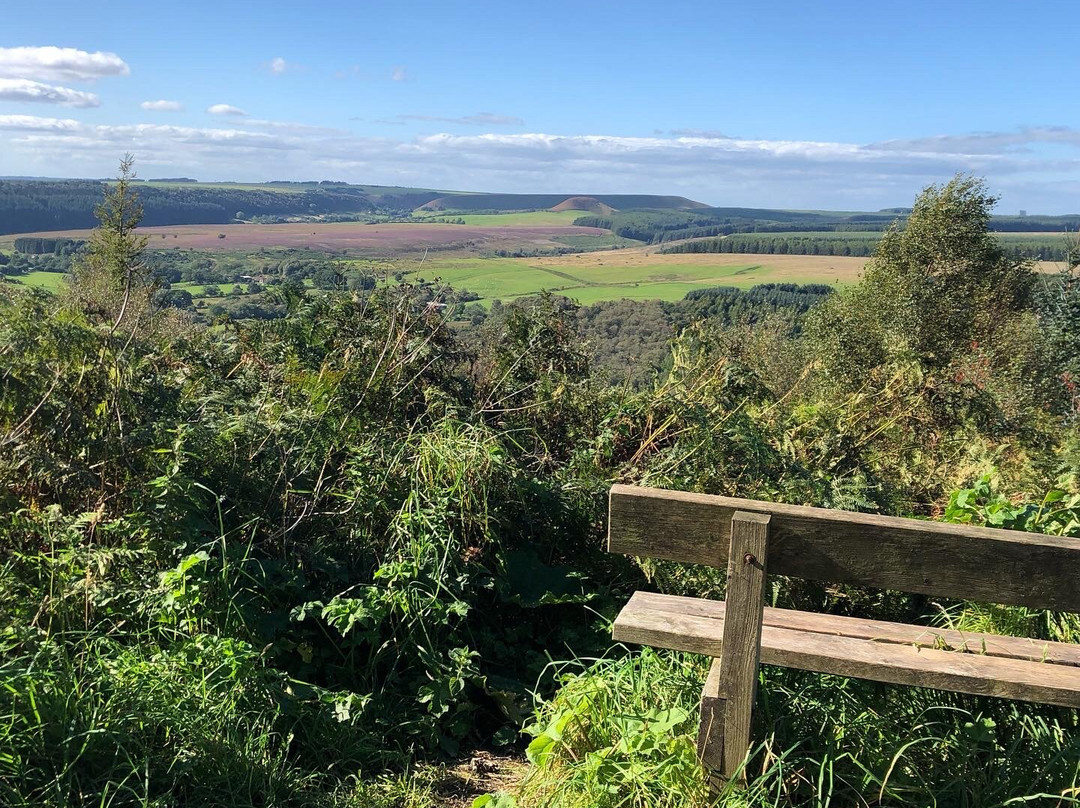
[417,192,709,212]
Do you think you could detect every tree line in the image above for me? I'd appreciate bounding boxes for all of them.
[12,236,85,254]
[662,232,1078,261]
[0,180,391,234]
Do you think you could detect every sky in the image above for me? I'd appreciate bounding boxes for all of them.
[2,0,1079,211]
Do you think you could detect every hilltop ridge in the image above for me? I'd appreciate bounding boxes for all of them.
[0,179,709,235]
[418,192,708,212]
[550,196,617,215]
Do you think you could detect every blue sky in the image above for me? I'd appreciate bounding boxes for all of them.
[2,0,1079,211]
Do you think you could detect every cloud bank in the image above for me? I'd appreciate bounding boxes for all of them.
[0,78,99,107]
[0,46,129,82]
[1,115,1078,210]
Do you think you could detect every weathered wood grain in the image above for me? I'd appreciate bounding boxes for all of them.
[622,591,1080,667]
[696,659,724,774]
[608,484,1080,611]
[613,593,1080,707]
[716,512,769,778]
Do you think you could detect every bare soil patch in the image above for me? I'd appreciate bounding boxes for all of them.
[433,751,528,807]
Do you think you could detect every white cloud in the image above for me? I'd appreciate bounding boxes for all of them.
[0,46,129,82]
[0,78,100,108]
[391,66,408,82]
[207,103,247,116]
[0,114,82,132]
[3,118,1080,210]
[270,57,288,75]
[141,99,183,111]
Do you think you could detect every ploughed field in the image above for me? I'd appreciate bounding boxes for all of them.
[0,221,612,254]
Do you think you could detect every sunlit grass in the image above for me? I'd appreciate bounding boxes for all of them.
[406,256,844,306]
[412,210,588,226]
[4,271,67,291]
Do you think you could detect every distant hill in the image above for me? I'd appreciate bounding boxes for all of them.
[551,196,617,215]
[0,180,390,234]
[0,179,709,236]
[418,193,708,212]
[3,177,1078,238]
[0,180,449,235]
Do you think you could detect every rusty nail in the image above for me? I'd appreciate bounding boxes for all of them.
[743,552,756,565]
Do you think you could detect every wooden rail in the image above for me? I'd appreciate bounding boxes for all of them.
[608,484,1080,611]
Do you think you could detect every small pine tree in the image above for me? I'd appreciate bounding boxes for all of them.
[68,154,154,331]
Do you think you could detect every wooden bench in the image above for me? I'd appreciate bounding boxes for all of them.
[606,484,1080,781]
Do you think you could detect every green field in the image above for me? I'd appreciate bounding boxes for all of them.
[412,210,589,226]
[2,248,857,307]
[408,256,842,304]
[2,271,67,291]
[410,259,567,299]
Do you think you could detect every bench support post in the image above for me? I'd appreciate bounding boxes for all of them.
[697,510,770,783]
[697,657,725,789]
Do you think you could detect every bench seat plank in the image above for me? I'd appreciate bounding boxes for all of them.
[613,591,1080,708]
[623,592,1080,666]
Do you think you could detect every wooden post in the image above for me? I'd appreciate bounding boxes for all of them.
[697,658,722,768]
[697,658,725,791]
[697,510,770,782]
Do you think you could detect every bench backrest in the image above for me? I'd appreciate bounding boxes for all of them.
[608,484,1080,612]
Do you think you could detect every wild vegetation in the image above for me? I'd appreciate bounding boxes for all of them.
[3,166,1080,807]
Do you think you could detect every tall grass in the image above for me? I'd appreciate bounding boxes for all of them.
[517,646,1080,808]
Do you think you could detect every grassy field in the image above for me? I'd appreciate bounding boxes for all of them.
[409,249,871,304]
[2,271,67,291]
[413,210,589,226]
